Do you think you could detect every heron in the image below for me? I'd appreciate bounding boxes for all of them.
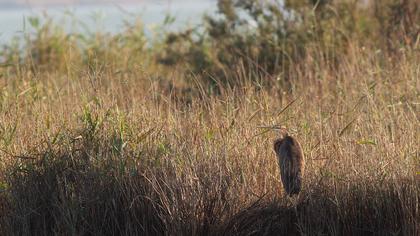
[272,126,305,196]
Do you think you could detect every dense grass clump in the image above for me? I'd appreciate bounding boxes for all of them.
[0,0,419,235]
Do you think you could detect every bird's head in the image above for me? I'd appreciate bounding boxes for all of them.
[276,126,289,139]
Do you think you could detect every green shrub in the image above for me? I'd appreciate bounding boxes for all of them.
[158,0,419,89]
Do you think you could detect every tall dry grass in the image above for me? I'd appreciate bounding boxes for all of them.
[0,1,419,234]
[0,37,418,235]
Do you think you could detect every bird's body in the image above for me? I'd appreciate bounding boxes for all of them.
[274,131,305,196]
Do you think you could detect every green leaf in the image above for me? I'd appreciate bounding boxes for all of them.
[205,130,215,141]
[356,139,377,145]
[0,182,8,192]
[28,16,40,28]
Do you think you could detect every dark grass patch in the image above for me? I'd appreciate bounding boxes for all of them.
[0,147,418,236]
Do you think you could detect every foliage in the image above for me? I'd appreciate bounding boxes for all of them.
[158,0,419,87]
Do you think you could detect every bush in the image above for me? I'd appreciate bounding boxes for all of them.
[158,0,419,89]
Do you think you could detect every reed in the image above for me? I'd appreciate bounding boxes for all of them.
[0,1,418,235]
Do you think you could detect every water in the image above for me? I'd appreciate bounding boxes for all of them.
[0,1,218,44]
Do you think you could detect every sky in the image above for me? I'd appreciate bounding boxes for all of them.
[0,0,183,7]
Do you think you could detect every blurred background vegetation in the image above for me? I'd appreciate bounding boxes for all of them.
[1,0,419,90]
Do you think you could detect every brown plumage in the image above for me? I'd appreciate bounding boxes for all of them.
[273,127,305,196]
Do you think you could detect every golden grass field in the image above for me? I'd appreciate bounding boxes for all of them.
[0,1,419,235]
[0,43,418,235]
